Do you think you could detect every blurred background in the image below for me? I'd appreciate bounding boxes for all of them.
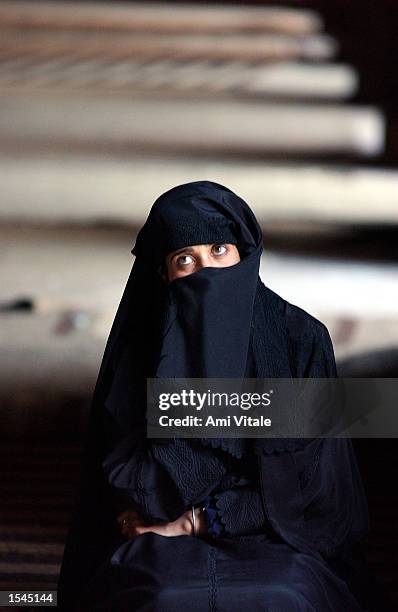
[0,0,397,608]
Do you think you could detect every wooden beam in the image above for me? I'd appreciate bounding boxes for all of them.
[0,59,357,101]
[0,2,323,35]
[0,155,396,227]
[0,31,336,62]
[0,94,384,156]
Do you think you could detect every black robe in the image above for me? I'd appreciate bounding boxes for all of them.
[57,181,373,611]
[57,284,375,612]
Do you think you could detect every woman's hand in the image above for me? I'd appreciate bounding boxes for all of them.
[117,507,208,539]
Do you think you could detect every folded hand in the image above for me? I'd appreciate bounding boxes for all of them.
[117,507,207,539]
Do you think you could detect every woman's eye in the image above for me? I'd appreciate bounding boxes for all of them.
[212,244,227,256]
[176,254,194,266]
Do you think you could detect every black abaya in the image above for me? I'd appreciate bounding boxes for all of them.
[57,181,373,611]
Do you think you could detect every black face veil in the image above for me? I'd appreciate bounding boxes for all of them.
[138,181,263,378]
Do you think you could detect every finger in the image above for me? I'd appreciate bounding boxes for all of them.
[117,511,129,523]
[120,520,146,536]
[117,510,140,523]
[125,525,149,539]
[119,516,145,528]
[120,516,141,526]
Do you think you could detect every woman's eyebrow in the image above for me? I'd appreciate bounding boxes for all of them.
[171,246,196,257]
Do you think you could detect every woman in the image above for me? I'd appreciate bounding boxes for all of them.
[57,181,373,611]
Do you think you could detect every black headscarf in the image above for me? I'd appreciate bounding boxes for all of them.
[98,180,294,459]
